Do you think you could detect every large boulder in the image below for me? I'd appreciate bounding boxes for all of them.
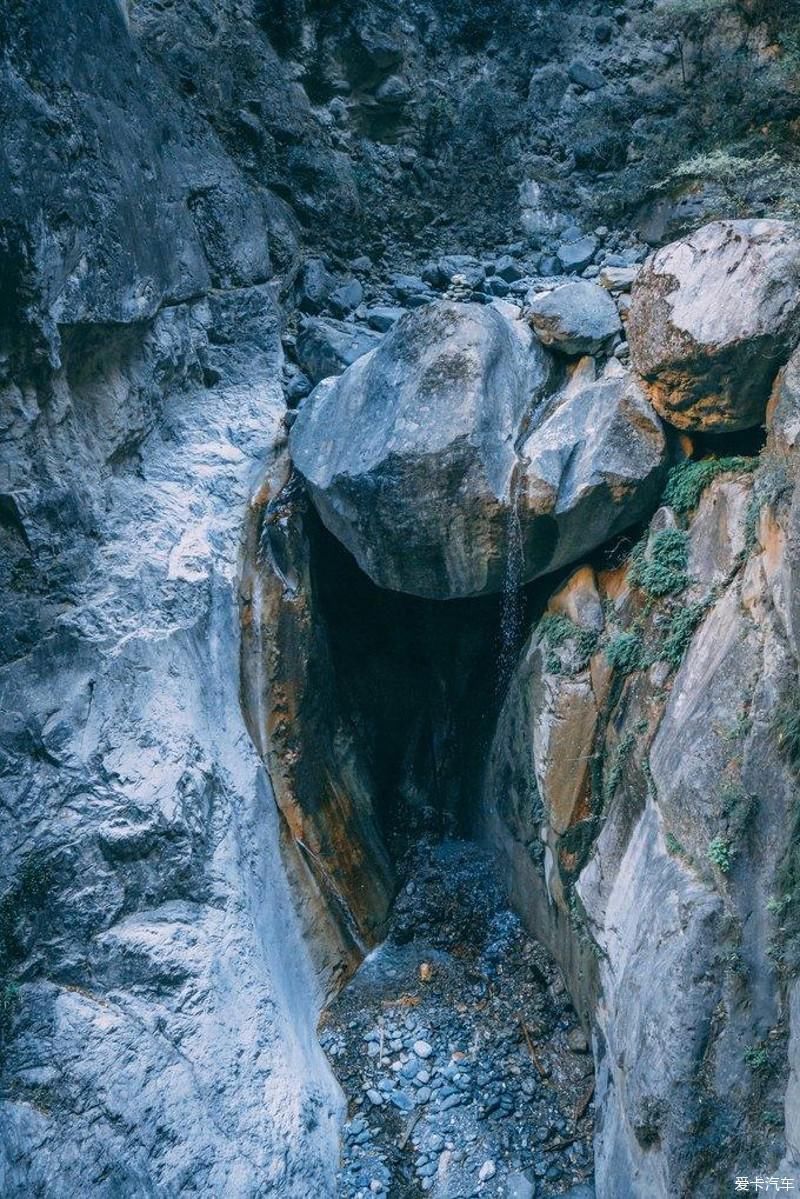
[628,219,800,432]
[290,302,552,598]
[516,362,667,579]
[290,303,667,599]
[529,280,622,356]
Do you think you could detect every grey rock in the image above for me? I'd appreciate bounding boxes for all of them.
[557,237,598,274]
[495,255,525,283]
[567,1027,589,1053]
[390,273,433,301]
[286,372,313,406]
[506,1171,536,1199]
[598,266,638,292]
[366,305,407,332]
[291,305,666,599]
[529,281,622,356]
[628,219,800,431]
[375,75,412,106]
[298,258,338,313]
[487,276,511,297]
[296,317,383,385]
[569,60,605,90]
[0,259,342,1196]
[290,301,552,598]
[328,278,365,317]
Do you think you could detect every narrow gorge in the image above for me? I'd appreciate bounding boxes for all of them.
[2,2,800,1197]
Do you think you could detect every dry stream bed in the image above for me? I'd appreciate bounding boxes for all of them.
[320,841,595,1199]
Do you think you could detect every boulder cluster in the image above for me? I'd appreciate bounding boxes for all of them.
[289,219,800,601]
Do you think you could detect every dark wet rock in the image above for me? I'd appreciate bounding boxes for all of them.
[298,258,338,313]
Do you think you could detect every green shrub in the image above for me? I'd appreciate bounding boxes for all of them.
[744,1044,770,1073]
[662,600,710,670]
[539,613,598,675]
[606,631,644,675]
[663,456,757,515]
[707,836,733,873]
[604,729,637,803]
[666,832,686,857]
[775,688,800,774]
[630,528,689,598]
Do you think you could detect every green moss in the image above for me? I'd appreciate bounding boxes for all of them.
[604,729,637,803]
[772,686,800,966]
[663,456,757,515]
[707,836,733,873]
[720,779,758,841]
[775,690,800,772]
[662,600,710,670]
[666,832,686,858]
[606,631,644,675]
[539,613,598,676]
[744,1044,770,1074]
[629,527,689,598]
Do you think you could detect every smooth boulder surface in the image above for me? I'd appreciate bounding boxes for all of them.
[290,302,552,598]
[529,280,622,356]
[628,219,800,432]
[517,363,667,578]
[290,303,667,599]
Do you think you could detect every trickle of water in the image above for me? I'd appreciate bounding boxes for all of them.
[497,464,524,695]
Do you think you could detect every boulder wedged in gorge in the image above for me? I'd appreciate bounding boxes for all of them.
[628,219,800,432]
[290,304,667,599]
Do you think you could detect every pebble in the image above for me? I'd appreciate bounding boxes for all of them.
[324,840,594,1199]
[567,1027,589,1054]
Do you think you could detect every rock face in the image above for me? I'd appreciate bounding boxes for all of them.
[5,0,800,1195]
[529,281,622,357]
[482,448,800,1195]
[628,220,800,431]
[290,305,666,599]
[0,3,346,1194]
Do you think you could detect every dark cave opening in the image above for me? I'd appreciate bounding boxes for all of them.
[299,504,598,1198]
[306,506,521,858]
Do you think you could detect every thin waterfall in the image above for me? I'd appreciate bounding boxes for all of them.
[496,460,524,695]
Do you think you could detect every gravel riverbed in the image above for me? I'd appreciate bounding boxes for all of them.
[320,841,596,1199]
